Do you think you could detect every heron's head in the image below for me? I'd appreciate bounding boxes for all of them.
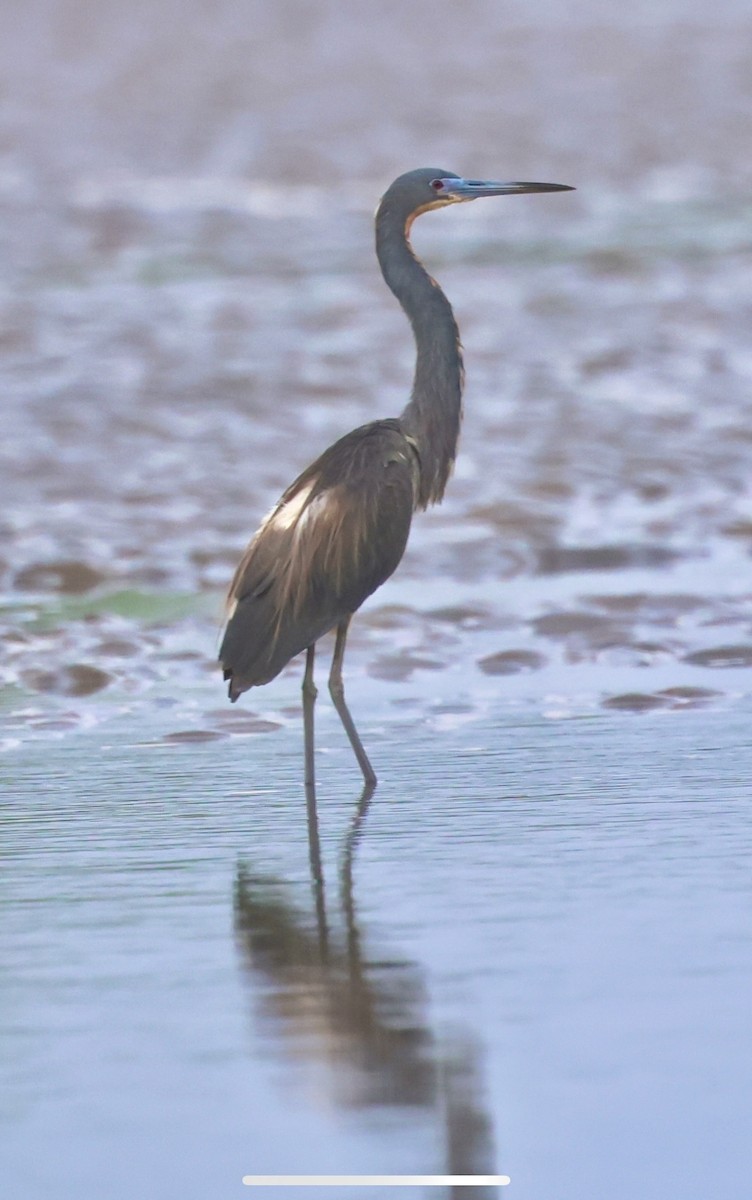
[378,167,574,232]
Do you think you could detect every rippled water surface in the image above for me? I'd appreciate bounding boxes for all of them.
[3,2,752,1197]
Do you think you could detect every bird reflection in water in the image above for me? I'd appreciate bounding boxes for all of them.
[233,779,501,1196]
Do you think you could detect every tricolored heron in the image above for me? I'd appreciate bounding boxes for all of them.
[220,167,573,786]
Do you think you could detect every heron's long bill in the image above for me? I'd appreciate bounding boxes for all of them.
[439,178,574,199]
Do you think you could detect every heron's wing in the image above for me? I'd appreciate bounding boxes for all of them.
[220,421,419,691]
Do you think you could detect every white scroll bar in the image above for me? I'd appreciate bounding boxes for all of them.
[242,1176,510,1187]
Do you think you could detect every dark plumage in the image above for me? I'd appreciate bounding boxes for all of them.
[219,167,573,784]
[221,420,419,694]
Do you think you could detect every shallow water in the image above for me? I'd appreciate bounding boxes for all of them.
[3,2,752,1197]
[4,706,752,1199]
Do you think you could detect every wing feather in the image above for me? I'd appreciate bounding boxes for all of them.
[220,421,419,695]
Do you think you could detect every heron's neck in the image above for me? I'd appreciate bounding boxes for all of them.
[376,208,464,509]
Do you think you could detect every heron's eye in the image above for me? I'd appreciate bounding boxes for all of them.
[430,179,445,192]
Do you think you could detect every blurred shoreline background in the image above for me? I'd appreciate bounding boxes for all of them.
[3,0,752,736]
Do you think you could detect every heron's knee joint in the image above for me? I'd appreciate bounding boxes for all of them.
[302,680,318,700]
[328,677,344,700]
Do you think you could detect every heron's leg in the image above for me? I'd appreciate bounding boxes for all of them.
[302,644,317,792]
[328,617,377,786]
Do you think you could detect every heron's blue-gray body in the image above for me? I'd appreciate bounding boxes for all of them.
[220,168,468,701]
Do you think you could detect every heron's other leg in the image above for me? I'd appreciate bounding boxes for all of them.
[329,617,377,787]
[302,643,317,792]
